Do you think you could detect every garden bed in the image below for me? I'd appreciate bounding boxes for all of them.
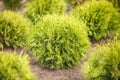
[0,0,119,80]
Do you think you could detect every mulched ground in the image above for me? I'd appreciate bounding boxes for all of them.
[30,53,86,80]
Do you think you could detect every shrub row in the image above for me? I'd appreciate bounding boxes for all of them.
[2,0,119,11]
[0,0,119,71]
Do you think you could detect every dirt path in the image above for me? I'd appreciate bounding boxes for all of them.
[30,54,86,80]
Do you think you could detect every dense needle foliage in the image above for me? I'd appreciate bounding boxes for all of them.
[82,40,120,80]
[0,11,30,49]
[71,0,120,40]
[29,14,90,69]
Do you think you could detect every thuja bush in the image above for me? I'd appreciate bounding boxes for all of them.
[0,52,35,80]
[25,0,65,23]
[107,0,120,10]
[93,0,120,11]
[82,40,120,80]
[71,0,120,40]
[2,0,22,10]
[0,11,30,49]
[29,15,90,69]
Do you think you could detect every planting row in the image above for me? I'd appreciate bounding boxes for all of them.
[1,0,120,11]
[0,40,120,79]
[0,0,120,80]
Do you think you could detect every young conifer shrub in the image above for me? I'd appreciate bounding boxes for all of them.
[94,0,120,11]
[0,11,30,49]
[0,52,35,80]
[71,0,120,40]
[107,0,120,10]
[2,0,22,10]
[25,0,65,23]
[82,40,120,80]
[29,14,90,69]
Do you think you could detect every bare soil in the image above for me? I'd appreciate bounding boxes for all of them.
[30,54,86,80]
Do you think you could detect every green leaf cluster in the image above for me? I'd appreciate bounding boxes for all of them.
[71,0,120,40]
[29,14,90,69]
[0,11,30,49]
[0,51,35,80]
[107,0,120,11]
[92,0,120,11]
[25,0,65,23]
[2,0,22,10]
[82,40,120,80]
